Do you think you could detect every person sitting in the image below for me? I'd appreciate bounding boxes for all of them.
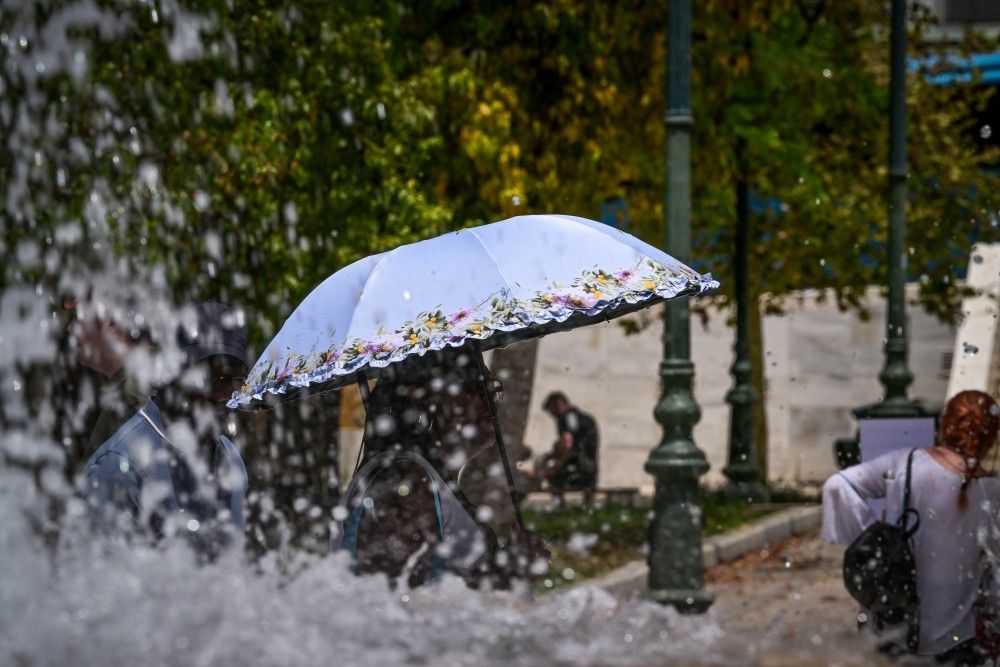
[332,349,548,589]
[534,391,599,505]
[821,390,1000,664]
[79,301,250,556]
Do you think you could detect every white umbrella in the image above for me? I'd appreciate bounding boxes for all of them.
[231,213,717,529]
[230,213,717,408]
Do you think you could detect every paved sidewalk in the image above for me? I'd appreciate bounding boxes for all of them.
[706,533,904,666]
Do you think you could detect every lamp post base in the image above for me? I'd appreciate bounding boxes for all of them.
[721,478,769,504]
[645,587,714,614]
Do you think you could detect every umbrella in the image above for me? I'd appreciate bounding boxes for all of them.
[230,214,718,525]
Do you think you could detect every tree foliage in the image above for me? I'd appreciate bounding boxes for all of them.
[3,0,999,541]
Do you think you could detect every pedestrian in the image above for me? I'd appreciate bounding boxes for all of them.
[534,391,599,505]
[333,348,549,589]
[79,301,251,557]
[822,390,1000,664]
[64,296,153,455]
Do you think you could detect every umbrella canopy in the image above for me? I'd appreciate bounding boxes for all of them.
[229,214,717,408]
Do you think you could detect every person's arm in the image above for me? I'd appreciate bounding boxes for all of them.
[977,488,1000,594]
[540,433,574,479]
[820,451,899,545]
[82,452,144,532]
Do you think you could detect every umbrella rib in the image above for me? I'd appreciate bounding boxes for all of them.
[465,227,518,295]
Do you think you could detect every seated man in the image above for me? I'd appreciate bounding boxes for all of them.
[535,392,599,503]
[79,301,250,555]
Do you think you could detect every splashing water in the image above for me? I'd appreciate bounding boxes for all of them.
[0,475,735,666]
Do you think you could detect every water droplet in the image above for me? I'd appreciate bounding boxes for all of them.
[193,190,210,211]
[374,414,395,436]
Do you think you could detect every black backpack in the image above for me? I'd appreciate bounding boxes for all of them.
[842,448,921,652]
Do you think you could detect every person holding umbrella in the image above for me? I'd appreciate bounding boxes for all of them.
[334,348,548,589]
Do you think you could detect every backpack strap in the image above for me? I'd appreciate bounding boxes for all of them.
[898,449,920,539]
[902,448,915,512]
[902,448,921,653]
[339,461,447,574]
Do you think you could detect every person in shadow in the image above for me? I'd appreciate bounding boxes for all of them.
[79,301,250,558]
[533,392,599,506]
[332,348,549,590]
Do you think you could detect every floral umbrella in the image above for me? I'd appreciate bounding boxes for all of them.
[229,213,718,409]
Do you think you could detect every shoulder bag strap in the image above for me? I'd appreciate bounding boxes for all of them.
[903,447,922,653]
[899,449,920,537]
[902,448,916,512]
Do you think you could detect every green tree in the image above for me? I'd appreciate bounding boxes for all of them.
[376,0,1000,474]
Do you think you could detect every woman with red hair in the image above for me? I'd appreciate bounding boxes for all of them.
[822,390,1000,664]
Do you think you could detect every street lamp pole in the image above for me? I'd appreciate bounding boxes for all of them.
[722,138,768,502]
[871,0,919,419]
[645,0,713,613]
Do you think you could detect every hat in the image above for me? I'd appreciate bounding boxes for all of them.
[176,301,249,366]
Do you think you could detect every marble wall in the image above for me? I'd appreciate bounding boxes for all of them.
[521,285,956,492]
[946,244,1000,398]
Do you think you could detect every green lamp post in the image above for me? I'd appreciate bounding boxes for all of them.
[722,138,768,503]
[834,0,934,472]
[644,0,713,614]
[870,0,921,420]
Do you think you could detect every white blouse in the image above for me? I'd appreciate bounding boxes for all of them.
[822,447,1000,655]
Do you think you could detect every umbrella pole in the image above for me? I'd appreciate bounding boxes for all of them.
[473,343,525,531]
[352,372,371,474]
[356,371,371,410]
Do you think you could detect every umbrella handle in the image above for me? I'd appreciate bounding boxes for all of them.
[472,343,526,532]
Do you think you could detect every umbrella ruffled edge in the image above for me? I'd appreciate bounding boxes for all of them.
[228,271,718,409]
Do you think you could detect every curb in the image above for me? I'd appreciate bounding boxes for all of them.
[572,504,822,598]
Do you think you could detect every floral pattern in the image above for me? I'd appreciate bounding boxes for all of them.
[230,259,717,407]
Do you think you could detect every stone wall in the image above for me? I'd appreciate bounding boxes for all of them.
[521,285,955,491]
[946,244,1000,399]
[336,285,957,492]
